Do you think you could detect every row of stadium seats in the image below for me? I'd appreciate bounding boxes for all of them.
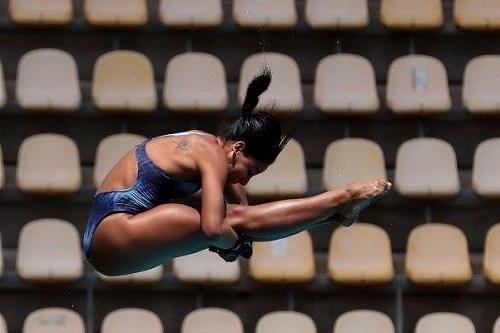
[1,133,499,199]
[6,0,500,31]
[4,50,500,115]
[2,218,499,286]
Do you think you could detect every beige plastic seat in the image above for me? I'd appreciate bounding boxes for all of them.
[16,134,81,195]
[172,249,240,284]
[454,0,500,30]
[380,0,444,30]
[84,0,147,27]
[0,145,4,190]
[92,51,157,113]
[16,218,83,283]
[0,314,5,333]
[463,55,500,114]
[472,138,500,198]
[159,0,223,29]
[96,265,163,284]
[93,134,146,187]
[233,0,297,30]
[102,308,163,333]
[9,0,72,26]
[305,0,369,30]
[395,138,460,199]
[386,55,451,115]
[494,316,500,333]
[16,49,81,112]
[246,139,307,199]
[23,308,84,333]
[405,224,472,286]
[328,223,394,285]
[256,311,316,333]
[249,232,315,284]
[239,53,303,113]
[314,54,379,115]
[0,61,5,109]
[334,310,395,333]
[484,223,500,285]
[323,138,387,190]
[164,53,227,113]
[182,308,243,333]
[415,313,476,333]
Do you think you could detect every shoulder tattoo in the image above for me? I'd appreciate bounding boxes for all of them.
[176,139,191,151]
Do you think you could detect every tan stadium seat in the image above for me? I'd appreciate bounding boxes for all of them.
[0,145,4,190]
[249,231,315,284]
[233,0,297,30]
[305,0,368,30]
[93,133,147,187]
[405,224,472,286]
[96,266,163,284]
[159,0,223,29]
[16,134,81,195]
[328,223,394,285]
[494,316,500,333]
[472,138,500,198]
[415,313,476,333]
[164,53,227,113]
[182,308,243,333]
[246,139,307,199]
[334,310,395,333]
[16,49,81,112]
[386,55,451,115]
[16,218,83,283]
[256,311,317,333]
[454,0,500,30]
[380,0,444,30]
[0,314,5,333]
[463,55,500,114]
[0,61,5,108]
[238,53,303,113]
[323,138,387,190]
[23,308,84,333]
[102,308,163,333]
[84,0,147,27]
[484,223,500,285]
[172,249,240,284]
[9,0,72,26]
[314,54,378,115]
[395,138,460,199]
[92,51,157,113]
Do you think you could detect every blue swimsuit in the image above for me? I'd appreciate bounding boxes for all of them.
[82,135,202,261]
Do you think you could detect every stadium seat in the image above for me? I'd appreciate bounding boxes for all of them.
[182,308,243,333]
[246,139,307,199]
[305,0,369,30]
[334,310,395,333]
[314,54,379,115]
[472,138,500,198]
[463,55,500,114]
[415,313,476,333]
[0,61,5,108]
[96,266,163,284]
[172,249,240,284]
[16,218,83,283]
[380,0,444,30]
[16,134,81,195]
[405,224,472,286]
[93,133,147,187]
[101,308,163,333]
[84,0,148,27]
[328,223,394,285]
[386,55,451,115]
[92,51,157,113]
[484,223,500,285]
[9,0,73,26]
[494,316,500,333]
[0,145,4,190]
[238,53,303,113]
[249,231,315,284]
[454,0,500,31]
[163,52,227,113]
[159,0,223,29]
[23,308,84,333]
[16,49,81,112]
[395,138,460,199]
[233,0,297,30]
[256,311,317,333]
[0,314,5,333]
[323,138,387,190]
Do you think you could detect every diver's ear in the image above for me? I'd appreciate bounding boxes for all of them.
[233,141,246,154]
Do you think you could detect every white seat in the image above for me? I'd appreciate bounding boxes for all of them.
[182,308,243,333]
[159,0,223,28]
[0,314,5,333]
[9,0,73,26]
[483,223,500,285]
[380,0,444,30]
[334,310,395,333]
[454,0,500,31]
[0,61,6,108]
[23,307,84,333]
[494,316,500,333]
[305,0,369,30]
[233,0,297,30]
[84,0,148,27]
[101,308,163,333]
[256,311,317,333]
[463,55,500,114]
[415,313,476,333]
[472,138,500,198]
[96,266,163,284]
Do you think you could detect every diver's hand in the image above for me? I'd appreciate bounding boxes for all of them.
[345,178,392,200]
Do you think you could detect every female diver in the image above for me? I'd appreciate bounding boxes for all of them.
[82,70,392,276]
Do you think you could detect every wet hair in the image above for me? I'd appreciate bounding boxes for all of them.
[219,69,298,164]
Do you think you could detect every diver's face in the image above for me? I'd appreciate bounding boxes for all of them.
[228,143,269,185]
